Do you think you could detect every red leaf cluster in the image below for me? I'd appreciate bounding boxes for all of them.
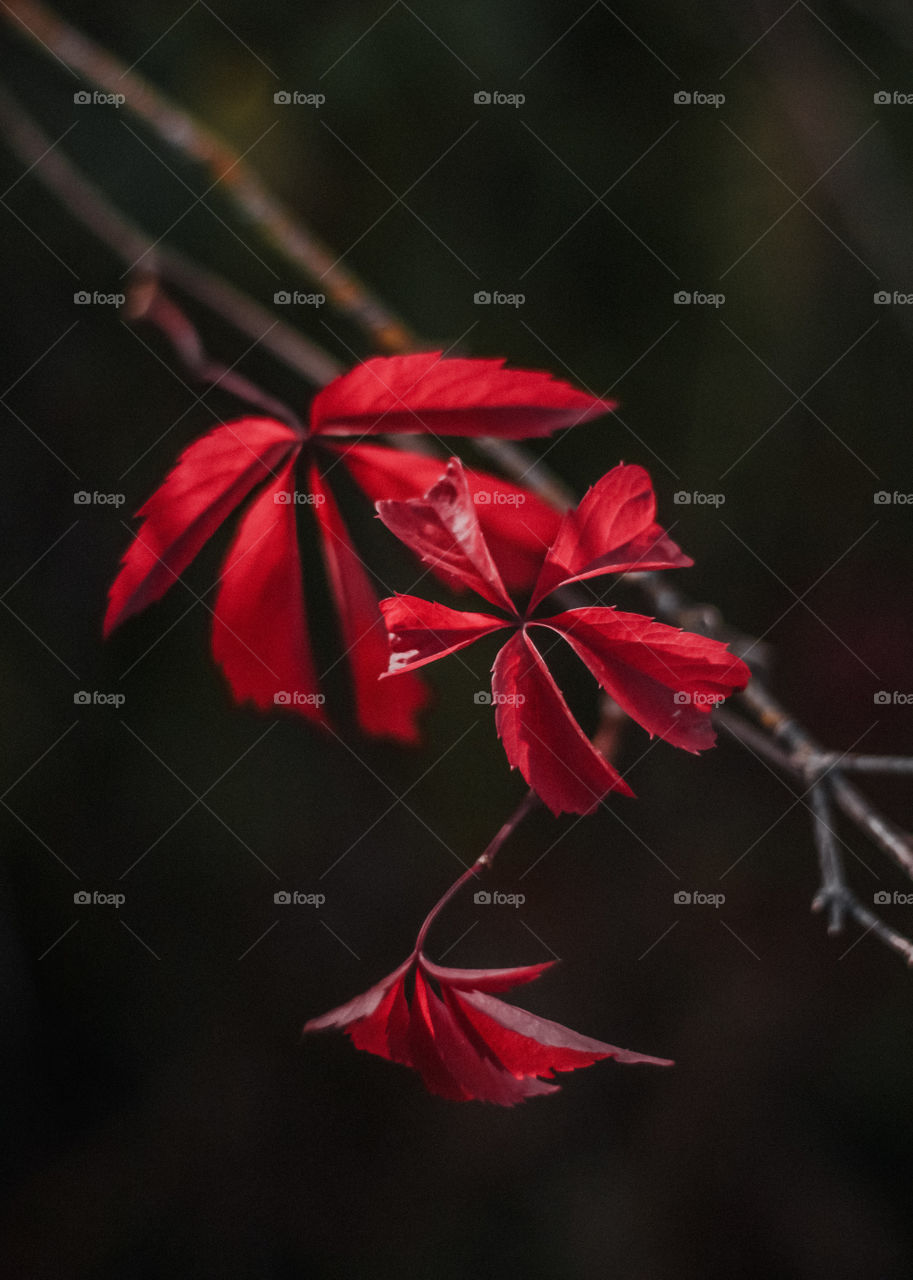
[105,354,613,741]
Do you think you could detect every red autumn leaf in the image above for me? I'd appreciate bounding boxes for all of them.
[103,418,299,634]
[338,441,561,594]
[530,462,693,608]
[376,457,751,813]
[382,595,510,676]
[106,354,611,741]
[492,629,634,814]
[310,351,615,438]
[307,461,427,744]
[305,949,670,1105]
[376,460,516,611]
[211,459,324,723]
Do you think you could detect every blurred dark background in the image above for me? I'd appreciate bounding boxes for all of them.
[2,1,913,1276]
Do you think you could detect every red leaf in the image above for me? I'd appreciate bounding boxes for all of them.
[375,457,515,611]
[450,988,673,1073]
[211,460,325,723]
[105,418,298,634]
[304,950,671,1105]
[310,352,614,439]
[420,956,555,992]
[493,629,633,815]
[417,970,556,1103]
[379,595,509,676]
[336,442,561,593]
[308,463,428,744]
[536,609,750,752]
[531,463,691,608]
[303,957,412,1037]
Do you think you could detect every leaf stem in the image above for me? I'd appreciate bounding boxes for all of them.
[413,789,539,955]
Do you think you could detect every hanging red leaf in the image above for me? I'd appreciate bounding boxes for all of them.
[305,948,670,1105]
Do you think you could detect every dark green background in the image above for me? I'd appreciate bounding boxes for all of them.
[2,2,913,1276]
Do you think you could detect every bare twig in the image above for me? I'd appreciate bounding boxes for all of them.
[125,277,303,428]
[0,84,344,389]
[3,0,416,355]
[808,782,847,935]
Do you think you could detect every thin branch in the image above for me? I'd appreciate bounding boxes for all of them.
[413,790,539,955]
[3,0,416,354]
[126,276,303,428]
[808,782,846,934]
[832,896,913,967]
[0,83,344,388]
[812,754,913,776]
[714,708,797,775]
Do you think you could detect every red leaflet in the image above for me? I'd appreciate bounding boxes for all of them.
[305,949,670,1105]
[530,463,693,609]
[307,462,427,744]
[377,458,751,813]
[382,596,510,676]
[493,630,634,814]
[106,354,610,740]
[376,461,515,611]
[310,351,615,438]
[338,441,561,593]
[103,418,299,634]
[211,460,323,723]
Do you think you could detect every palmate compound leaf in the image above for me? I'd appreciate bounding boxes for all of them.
[376,458,751,813]
[304,952,671,1105]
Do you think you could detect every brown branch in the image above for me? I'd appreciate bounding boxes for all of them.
[3,0,416,355]
[0,83,344,389]
[125,277,304,427]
